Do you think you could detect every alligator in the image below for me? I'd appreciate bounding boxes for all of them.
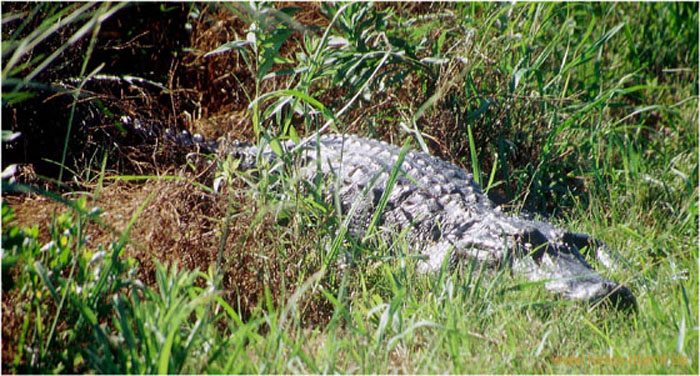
[6,74,635,309]
[153,127,636,310]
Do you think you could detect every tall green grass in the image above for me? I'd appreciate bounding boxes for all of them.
[2,2,697,373]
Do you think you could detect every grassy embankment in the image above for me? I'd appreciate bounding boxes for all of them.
[2,2,697,373]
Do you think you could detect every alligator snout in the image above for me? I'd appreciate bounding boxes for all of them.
[513,230,637,310]
[539,253,636,310]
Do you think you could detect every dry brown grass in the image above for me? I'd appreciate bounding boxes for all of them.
[0,4,431,354]
[3,5,353,357]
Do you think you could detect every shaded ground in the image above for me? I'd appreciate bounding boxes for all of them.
[2,3,340,367]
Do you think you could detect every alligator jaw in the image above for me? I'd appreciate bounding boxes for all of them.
[513,247,637,311]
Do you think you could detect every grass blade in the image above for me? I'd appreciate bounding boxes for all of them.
[363,138,410,242]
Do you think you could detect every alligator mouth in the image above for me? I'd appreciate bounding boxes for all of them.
[513,244,637,311]
[593,283,637,311]
[543,267,637,311]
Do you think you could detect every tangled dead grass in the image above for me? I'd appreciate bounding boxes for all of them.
[3,5,348,358]
[4,169,335,338]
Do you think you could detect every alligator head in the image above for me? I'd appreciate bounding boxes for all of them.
[420,220,636,311]
[511,227,637,310]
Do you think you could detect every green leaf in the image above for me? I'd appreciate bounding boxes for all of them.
[34,261,61,303]
[467,123,481,187]
[79,303,98,326]
[363,138,410,242]
[269,138,284,158]
[257,27,293,81]
[2,130,21,142]
[204,40,252,57]
[252,89,336,126]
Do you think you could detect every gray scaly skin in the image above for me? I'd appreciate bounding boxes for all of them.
[132,120,635,309]
[217,133,636,309]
